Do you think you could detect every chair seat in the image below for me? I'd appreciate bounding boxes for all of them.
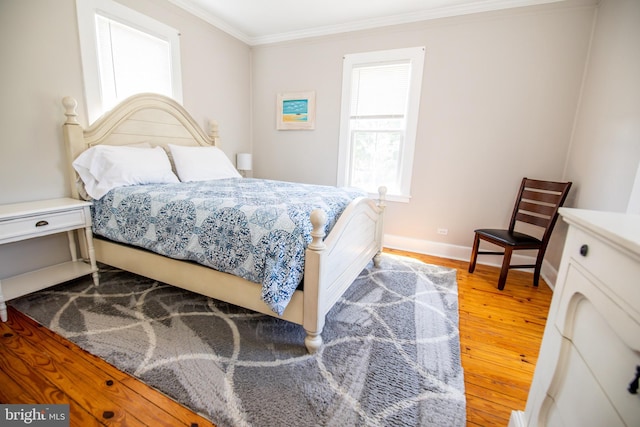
[474,229,541,247]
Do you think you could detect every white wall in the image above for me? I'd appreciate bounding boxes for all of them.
[251,1,596,271]
[0,0,84,204]
[0,0,250,277]
[563,0,640,212]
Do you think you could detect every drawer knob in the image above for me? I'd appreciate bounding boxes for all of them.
[579,244,589,257]
[35,220,49,227]
[629,365,640,395]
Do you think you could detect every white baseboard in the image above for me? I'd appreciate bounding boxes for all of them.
[508,410,526,427]
[383,234,557,290]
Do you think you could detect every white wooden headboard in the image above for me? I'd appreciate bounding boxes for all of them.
[62,93,220,199]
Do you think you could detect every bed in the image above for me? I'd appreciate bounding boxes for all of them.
[61,93,386,353]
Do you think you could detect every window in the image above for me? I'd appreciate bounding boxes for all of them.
[76,0,182,123]
[337,47,425,202]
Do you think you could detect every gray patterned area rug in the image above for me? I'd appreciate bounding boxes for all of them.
[11,253,465,427]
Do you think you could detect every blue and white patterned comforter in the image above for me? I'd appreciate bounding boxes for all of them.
[91,178,366,315]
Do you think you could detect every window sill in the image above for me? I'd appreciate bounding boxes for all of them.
[367,191,411,204]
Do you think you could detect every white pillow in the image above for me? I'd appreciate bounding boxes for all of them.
[169,144,241,182]
[73,145,179,199]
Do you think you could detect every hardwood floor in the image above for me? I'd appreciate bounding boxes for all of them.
[0,249,552,426]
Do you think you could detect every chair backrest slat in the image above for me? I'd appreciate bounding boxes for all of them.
[508,177,572,236]
[523,179,569,192]
[515,211,551,228]
[521,189,564,204]
[518,201,557,217]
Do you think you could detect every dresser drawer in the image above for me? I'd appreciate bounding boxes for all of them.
[0,209,88,244]
[554,265,640,427]
[564,226,640,320]
[548,338,625,427]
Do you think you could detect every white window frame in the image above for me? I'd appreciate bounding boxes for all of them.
[628,159,640,214]
[337,47,425,203]
[75,0,183,123]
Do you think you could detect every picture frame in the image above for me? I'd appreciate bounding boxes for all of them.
[276,91,316,130]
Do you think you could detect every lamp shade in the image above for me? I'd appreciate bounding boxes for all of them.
[236,153,252,171]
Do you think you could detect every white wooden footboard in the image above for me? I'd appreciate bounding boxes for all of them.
[302,187,386,352]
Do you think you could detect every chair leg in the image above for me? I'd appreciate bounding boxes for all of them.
[468,233,480,273]
[533,251,544,287]
[498,247,513,291]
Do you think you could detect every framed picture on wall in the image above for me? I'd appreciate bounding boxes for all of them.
[276,91,316,130]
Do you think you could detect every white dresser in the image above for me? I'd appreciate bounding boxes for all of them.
[510,208,640,427]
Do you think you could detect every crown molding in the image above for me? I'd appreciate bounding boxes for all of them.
[166,0,252,44]
[169,0,565,46]
[251,0,565,45]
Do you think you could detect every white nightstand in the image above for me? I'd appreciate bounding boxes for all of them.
[0,198,99,322]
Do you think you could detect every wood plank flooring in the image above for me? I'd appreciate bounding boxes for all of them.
[0,249,552,426]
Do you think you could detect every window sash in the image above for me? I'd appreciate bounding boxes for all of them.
[348,62,410,194]
[350,62,411,118]
[349,129,404,194]
[95,14,173,112]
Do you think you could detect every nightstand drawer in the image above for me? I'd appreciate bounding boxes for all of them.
[0,209,87,244]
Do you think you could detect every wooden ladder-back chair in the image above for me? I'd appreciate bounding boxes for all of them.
[468,177,572,290]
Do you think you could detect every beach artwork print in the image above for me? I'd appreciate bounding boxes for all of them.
[282,99,309,122]
[277,91,316,130]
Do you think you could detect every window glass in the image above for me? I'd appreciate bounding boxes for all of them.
[96,15,173,112]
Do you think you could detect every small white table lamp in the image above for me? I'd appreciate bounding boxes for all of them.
[237,153,252,177]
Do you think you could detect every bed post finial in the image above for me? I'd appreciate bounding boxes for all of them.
[209,119,220,146]
[62,96,79,125]
[377,186,387,209]
[308,209,327,251]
